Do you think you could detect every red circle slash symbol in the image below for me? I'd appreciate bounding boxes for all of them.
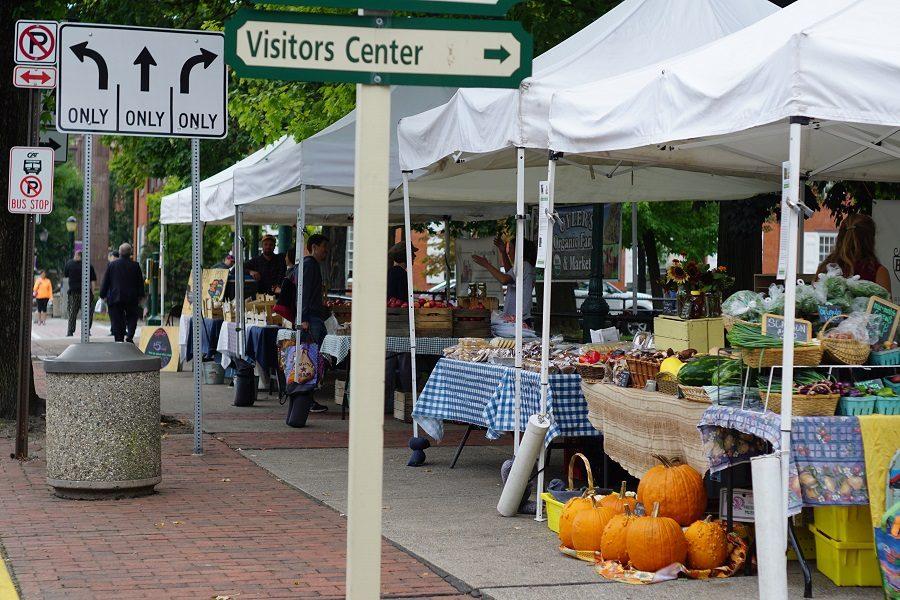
[21,176,42,198]
[18,25,55,62]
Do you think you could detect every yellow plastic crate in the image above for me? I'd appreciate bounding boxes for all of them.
[813,506,873,543]
[809,525,881,587]
[541,492,564,534]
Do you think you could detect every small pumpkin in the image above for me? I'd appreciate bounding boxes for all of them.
[558,494,595,548]
[600,505,635,563]
[637,455,706,526]
[571,498,616,552]
[684,516,729,570]
[600,481,637,514]
[626,502,688,572]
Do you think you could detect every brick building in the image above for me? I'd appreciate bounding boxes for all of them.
[762,207,839,275]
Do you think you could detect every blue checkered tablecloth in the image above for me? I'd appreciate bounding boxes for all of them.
[413,358,593,446]
[320,334,461,364]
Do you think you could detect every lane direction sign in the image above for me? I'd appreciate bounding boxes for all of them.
[56,23,227,138]
[13,65,57,89]
[8,147,55,215]
[39,129,69,163]
[15,20,58,65]
[257,0,524,16]
[225,10,532,88]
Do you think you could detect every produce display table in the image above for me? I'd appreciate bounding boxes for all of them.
[214,321,284,375]
[581,382,710,478]
[698,405,870,514]
[178,314,224,363]
[216,321,240,368]
[320,334,461,364]
[413,358,592,445]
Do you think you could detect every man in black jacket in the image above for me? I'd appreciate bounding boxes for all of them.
[63,250,97,337]
[100,243,145,343]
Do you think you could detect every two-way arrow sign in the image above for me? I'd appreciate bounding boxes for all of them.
[13,65,57,89]
[56,23,227,138]
[225,10,532,89]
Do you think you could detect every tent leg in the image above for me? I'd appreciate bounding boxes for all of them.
[402,172,420,441]
[234,208,245,356]
[160,224,166,323]
[535,154,558,522]
[631,202,638,312]
[514,147,525,455]
[294,186,306,377]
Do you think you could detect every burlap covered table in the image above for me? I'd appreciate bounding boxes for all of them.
[582,382,709,478]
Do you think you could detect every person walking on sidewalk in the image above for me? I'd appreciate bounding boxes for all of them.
[63,250,97,337]
[100,243,145,343]
[32,270,53,326]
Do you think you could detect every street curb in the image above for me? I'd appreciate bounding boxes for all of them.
[0,539,20,600]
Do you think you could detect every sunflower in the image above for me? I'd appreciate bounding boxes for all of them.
[667,263,688,284]
[684,260,701,280]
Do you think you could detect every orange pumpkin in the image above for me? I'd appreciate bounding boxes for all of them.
[600,505,635,563]
[571,498,616,552]
[684,516,729,570]
[558,495,594,548]
[600,481,637,514]
[637,455,706,526]
[626,501,688,572]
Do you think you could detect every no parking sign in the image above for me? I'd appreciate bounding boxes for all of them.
[8,147,54,215]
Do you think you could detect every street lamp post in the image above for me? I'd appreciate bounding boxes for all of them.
[66,216,77,256]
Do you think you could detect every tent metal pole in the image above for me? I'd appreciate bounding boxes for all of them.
[160,224,166,322]
[535,154,558,522]
[402,172,419,439]
[294,185,306,377]
[780,120,804,554]
[234,207,245,356]
[631,202,638,313]
[443,217,451,300]
[514,147,525,454]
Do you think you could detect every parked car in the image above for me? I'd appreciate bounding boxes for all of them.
[575,281,653,314]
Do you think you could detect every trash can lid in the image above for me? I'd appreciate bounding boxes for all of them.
[44,342,161,374]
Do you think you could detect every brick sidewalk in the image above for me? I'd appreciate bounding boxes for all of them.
[0,435,470,599]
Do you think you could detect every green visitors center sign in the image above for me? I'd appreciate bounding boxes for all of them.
[225,9,532,88]
[258,0,524,16]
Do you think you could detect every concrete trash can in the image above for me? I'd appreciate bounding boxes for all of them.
[43,342,162,499]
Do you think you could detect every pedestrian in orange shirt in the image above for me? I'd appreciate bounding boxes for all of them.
[33,270,53,326]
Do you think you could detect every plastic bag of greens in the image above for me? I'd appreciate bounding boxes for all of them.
[825,312,883,345]
[722,290,764,321]
[762,283,785,315]
[814,263,849,302]
[846,275,890,299]
[795,282,820,316]
[851,296,871,314]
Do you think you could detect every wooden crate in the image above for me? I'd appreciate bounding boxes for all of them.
[453,309,492,338]
[415,308,453,337]
[386,308,409,337]
[654,315,724,353]
[458,296,499,311]
[331,305,352,324]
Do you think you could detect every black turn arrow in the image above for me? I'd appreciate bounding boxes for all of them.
[70,41,108,90]
[179,48,217,94]
[133,47,157,92]
[41,138,61,152]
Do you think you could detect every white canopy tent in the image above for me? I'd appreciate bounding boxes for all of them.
[547,0,900,593]
[396,0,779,519]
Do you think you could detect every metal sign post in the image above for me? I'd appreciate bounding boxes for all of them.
[226,10,532,89]
[190,138,204,455]
[81,134,93,342]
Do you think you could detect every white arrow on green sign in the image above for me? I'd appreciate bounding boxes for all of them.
[257,0,523,16]
[225,9,532,89]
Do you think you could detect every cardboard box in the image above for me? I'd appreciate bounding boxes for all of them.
[335,379,347,406]
[719,487,754,523]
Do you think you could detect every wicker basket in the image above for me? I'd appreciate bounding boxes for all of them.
[656,373,679,396]
[739,343,824,368]
[574,362,608,383]
[757,390,839,416]
[818,315,871,366]
[678,384,712,404]
[625,357,660,389]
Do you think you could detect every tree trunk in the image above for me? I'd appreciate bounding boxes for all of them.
[0,0,35,419]
[321,226,347,291]
[642,230,664,298]
[717,198,766,294]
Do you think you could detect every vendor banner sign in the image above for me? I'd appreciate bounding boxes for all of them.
[540,204,621,281]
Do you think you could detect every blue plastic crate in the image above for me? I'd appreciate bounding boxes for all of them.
[837,396,876,416]
[869,348,900,366]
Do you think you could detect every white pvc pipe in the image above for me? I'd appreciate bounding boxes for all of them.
[751,454,789,600]
[631,202,638,312]
[498,414,549,516]
[234,207,245,356]
[160,224,166,322]
[514,147,525,454]
[401,172,419,439]
[294,186,306,376]
[780,122,802,545]
[535,156,557,522]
